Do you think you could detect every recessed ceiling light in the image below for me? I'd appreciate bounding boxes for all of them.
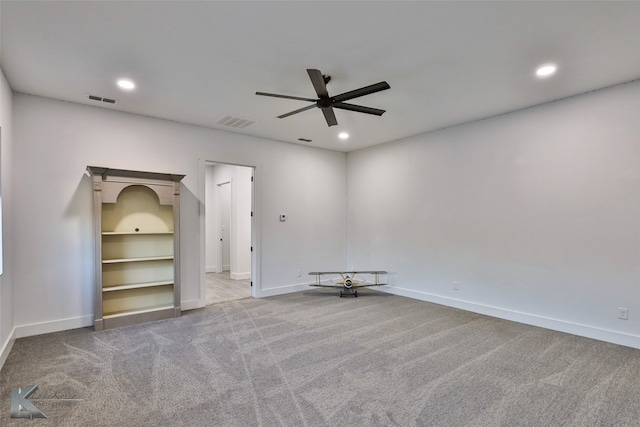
[117,79,135,90]
[535,63,557,78]
[338,132,349,140]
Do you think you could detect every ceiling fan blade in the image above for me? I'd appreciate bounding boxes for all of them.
[321,107,338,127]
[277,104,316,119]
[307,69,329,98]
[332,81,390,103]
[333,102,386,116]
[256,91,317,102]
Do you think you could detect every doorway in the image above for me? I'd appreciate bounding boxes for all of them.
[204,162,254,305]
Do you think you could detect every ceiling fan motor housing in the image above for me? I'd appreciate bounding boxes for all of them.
[317,98,333,109]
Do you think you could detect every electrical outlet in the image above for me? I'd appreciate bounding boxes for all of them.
[453,281,459,291]
[618,307,629,320]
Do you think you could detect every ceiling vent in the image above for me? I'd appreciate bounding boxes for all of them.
[87,94,116,104]
[215,114,255,129]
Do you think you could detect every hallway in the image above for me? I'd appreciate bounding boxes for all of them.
[206,272,251,305]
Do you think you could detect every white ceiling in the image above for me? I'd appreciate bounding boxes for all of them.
[1,1,639,152]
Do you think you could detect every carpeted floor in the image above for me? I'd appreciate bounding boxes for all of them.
[2,289,640,426]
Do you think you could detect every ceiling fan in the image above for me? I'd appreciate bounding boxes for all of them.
[256,69,390,127]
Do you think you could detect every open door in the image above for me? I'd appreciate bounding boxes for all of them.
[218,181,231,273]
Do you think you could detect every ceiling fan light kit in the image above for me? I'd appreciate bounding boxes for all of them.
[256,69,390,127]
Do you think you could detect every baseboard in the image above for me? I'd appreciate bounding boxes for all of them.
[181,299,205,311]
[0,327,16,371]
[230,272,251,280]
[205,266,217,273]
[9,301,212,343]
[382,286,640,350]
[255,282,312,298]
[14,315,94,339]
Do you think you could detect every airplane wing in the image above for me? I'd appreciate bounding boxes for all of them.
[308,271,388,275]
[308,271,387,295]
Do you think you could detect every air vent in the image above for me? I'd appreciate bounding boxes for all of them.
[87,94,117,105]
[215,114,255,129]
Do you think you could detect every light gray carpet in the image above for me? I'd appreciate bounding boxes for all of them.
[2,289,640,426]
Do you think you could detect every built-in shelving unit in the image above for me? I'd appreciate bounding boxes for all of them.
[88,166,185,331]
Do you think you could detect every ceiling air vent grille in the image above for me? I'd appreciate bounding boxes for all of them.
[215,115,255,129]
[87,94,116,104]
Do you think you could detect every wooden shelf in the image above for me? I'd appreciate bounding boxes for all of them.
[102,231,174,235]
[103,304,175,319]
[103,281,174,292]
[102,255,174,264]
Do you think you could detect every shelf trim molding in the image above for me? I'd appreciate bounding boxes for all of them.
[103,281,174,292]
[102,255,174,264]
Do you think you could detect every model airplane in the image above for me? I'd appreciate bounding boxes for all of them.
[308,271,387,297]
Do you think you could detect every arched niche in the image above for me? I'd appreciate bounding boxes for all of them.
[102,185,173,233]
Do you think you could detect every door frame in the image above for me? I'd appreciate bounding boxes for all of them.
[197,157,257,309]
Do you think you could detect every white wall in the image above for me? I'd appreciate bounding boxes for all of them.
[347,81,640,348]
[11,94,347,336]
[0,67,15,368]
[10,78,637,352]
[205,163,252,279]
